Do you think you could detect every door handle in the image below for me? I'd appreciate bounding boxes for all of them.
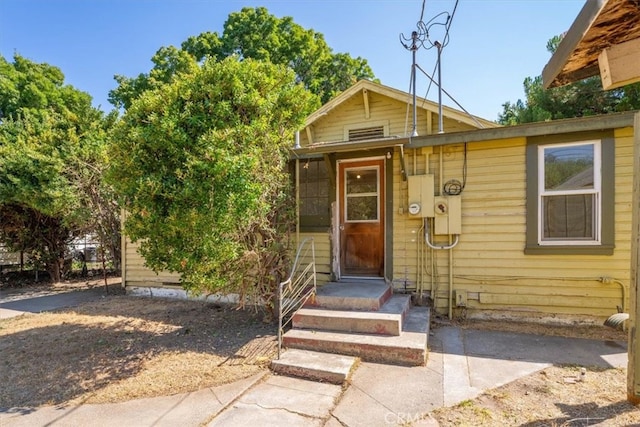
[339,224,344,230]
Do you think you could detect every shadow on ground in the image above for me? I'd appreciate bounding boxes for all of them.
[0,294,276,409]
[519,401,637,426]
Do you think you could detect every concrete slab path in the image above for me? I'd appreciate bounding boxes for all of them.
[0,372,267,427]
[207,375,342,426]
[327,325,627,426]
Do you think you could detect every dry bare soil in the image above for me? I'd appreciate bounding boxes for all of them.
[0,279,276,408]
[1,278,639,427]
[430,320,639,426]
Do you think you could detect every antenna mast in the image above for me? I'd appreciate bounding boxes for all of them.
[400,1,457,135]
[410,31,419,137]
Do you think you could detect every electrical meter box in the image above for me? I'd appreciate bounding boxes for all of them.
[407,174,435,218]
[434,195,462,235]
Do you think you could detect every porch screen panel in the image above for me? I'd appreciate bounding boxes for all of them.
[299,159,330,229]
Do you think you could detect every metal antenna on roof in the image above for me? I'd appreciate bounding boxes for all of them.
[401,30,420,137]
[400,0,459,134]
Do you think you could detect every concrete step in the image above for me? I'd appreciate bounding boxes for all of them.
[308,280,392,311]
[379,294,412,316]
[283,307,430,366]
[270,349,359,385]
[293,295,411,336]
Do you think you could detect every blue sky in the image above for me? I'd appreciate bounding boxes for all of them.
[0,0,585,121]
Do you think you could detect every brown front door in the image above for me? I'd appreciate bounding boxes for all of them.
[338,159,385,276]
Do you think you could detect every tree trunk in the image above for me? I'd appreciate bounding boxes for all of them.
[48,258,62,283]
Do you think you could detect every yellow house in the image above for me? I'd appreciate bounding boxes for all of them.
[290,79,636,324]
[122,78,637,324]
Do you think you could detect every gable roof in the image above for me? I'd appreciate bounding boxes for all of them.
[542,0,640,88]
[303,79,497,130]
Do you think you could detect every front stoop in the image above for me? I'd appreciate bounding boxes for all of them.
[293,294,410,335]
[275,281,431,377]
[307,280,392,311]
[283,307,430,366]
[270,349,358,385]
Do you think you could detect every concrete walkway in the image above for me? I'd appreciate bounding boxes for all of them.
[0,318,627,426]
[0,285,109,319]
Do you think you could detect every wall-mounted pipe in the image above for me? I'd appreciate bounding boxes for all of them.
[600,276,628,313]
[614,279,628,312]
[424,218,459,250]
[439,146,443,196]
[424,218,458,320]
[294,131,300,149]
[448,235,453,320]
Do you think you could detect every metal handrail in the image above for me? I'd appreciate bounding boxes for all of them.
[277,237,316,359]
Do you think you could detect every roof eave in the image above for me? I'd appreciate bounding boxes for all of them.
[408,111,637,148]
[542,0,609,89]
[290,112,636,159]
[291,136,410,157]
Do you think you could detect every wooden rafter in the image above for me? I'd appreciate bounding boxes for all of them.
[362,88,370,119]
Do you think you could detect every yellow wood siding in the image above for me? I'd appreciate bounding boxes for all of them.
[124,232,332,288]
[391,129,633,321]
[300,91,479,146]
[123,238,180,287]
[294,232,331,286]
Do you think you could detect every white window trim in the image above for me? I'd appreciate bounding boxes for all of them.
[537,140,601,246]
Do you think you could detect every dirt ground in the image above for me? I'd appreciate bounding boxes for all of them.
[0,278,276,408]
[431,364,639,426]
[429,317,638,426]
[1,277,639,426]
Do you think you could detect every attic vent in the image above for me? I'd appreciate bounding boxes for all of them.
[348,126,385,141]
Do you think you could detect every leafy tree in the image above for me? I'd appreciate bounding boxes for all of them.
[108,57,317,313]
[0,54,119,281]
[498,35,640,125]
[65,110,122,272]
[109,6,375,109]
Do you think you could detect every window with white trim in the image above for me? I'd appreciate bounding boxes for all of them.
[538,141,601,245]
[525,131,614,256]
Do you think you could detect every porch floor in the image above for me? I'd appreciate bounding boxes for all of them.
[311,279,390,311]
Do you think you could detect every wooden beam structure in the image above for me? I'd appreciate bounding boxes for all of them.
[362,88,370,119]
[542,0,640,89]
[305,126,313,146]
[629,112,640,403]
[599,37,640,90]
